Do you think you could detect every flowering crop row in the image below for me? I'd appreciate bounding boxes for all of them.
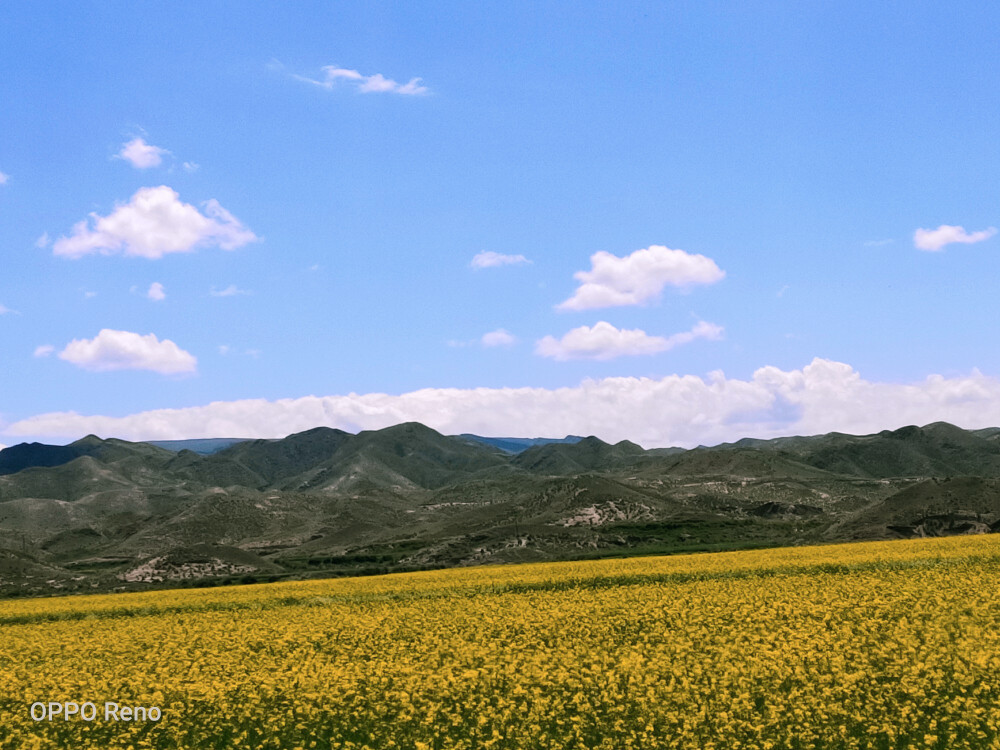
[3,535,1000,749]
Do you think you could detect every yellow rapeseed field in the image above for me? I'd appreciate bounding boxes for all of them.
[4,535,1000,749]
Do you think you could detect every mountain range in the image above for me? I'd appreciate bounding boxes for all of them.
[2,420,1000,597]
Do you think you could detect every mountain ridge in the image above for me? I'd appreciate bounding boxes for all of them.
[2,420,1000,597]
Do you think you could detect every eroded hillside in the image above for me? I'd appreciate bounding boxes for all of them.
[2,421,999,596]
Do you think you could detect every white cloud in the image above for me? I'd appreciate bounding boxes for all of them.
[210,284,251,297]
[57,329,196,374]
[0,303,16,315]
[558,245,725,311]
[323,67,363,82]
[9,359,1000,449]
[33,345,55,358]
[470,251,531,269]
[536,321,723,361]
[296,66,428,95]
[218,344,259,357]
[52,186,258,259]
[182,162,200,173]
[914,224,997,251]
[35,232,50,249]
[481,329,516,347]
[0,170,9,185]
[146,282,166,301]
[116,137,169,169]
[864,238,894,247]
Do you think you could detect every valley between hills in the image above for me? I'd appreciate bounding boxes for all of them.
[2,420,1000,598]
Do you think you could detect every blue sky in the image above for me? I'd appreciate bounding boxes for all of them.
[2,1,999,448]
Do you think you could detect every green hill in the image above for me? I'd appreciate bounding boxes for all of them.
[3,420,1000,597]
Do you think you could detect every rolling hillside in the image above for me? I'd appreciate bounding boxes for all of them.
[1,421,999,596]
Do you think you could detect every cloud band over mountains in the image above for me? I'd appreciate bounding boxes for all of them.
[7,359,1000,449]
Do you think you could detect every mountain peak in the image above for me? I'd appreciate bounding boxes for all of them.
[285,426,350,441]
[375,421,440,437]
[71,434,105,447]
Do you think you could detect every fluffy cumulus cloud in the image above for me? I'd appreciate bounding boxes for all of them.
[146,282,166,301]
[914,224,997,251]
[558,245,725,310]
[297,66,428,95]
[52,186,258,259]
[481,329,516,347]
[116,137,169,169]
[470,251,531,269]
[9,359,1000,449]
[56,329,196,374]
[536,321,722,361]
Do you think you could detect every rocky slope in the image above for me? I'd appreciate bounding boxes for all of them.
[2,421,999,597]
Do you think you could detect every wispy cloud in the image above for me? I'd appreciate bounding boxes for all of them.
[0,170,9,185]
[56,329,196,374]
[914,224,997,252]
[536,320,723,361]
[295,66,429,95]
[210,284,251,297]
[116,137,170,169]
[52,186,258,259]
[863,238,894,247]
[470,251,531,269]
[219,344,260,358]
[557,245,725,311]
[0,303,20,315]
[33,345,54,358]
[182,161,199,173]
